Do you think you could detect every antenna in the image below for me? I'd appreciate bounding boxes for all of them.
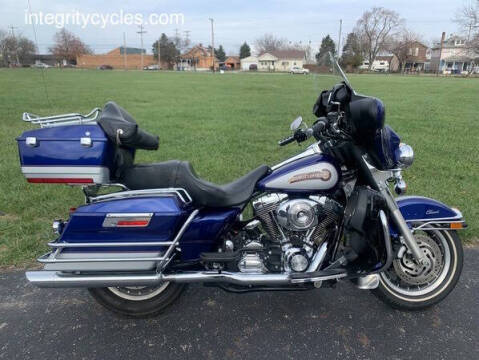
[26,0,52,109]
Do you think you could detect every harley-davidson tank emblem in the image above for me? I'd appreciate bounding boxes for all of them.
[288,169,332,184]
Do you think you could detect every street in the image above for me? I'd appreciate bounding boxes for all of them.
[0,248,477,360]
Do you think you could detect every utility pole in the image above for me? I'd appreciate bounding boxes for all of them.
[184,30,191,48]
[137,24,146,70]
[209,18,215,72]
[123,32,127,70]
[8,25,20,66]
[337,19,342,58]
[157,39,161,70]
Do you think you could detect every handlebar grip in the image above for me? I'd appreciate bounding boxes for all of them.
[278,135,296,146]
[312,120,328,138]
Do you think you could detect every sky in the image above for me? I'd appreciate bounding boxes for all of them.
[1,0,465,55]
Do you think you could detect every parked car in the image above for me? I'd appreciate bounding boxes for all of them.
[290,66,309,74]
[33,62,51,69]
[144,64,159,70]
[97,65,113,70]
[249,64,258,71]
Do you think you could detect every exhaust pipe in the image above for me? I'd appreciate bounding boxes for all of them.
[26,270,292,288]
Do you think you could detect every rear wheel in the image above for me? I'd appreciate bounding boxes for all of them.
[372,229,463,310]
[89,282,187,318]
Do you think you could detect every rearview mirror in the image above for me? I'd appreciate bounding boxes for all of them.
[290,116,303,131]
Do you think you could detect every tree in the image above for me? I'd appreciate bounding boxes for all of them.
[355,7,403,70]
[16,37,36,65]
[340,32,363,69]
[215,45,226,62]
[239,42,251,59]
[0,30,36,67]
[152,33,180,70]
[454,0,479,52]
[49,29,91,65]
[315,35,336,65]
[388,29,422,73]
[255,33,286,53]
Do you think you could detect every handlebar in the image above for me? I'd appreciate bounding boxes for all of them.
[278,135,296,146]
[278,112,343,147]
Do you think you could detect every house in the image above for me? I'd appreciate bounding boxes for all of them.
[77,47,160,70]
[403,41,428,72]
[430,33,479,74]
[240,56,258,71]
[257,50,306,72]
[224,56,240,70]
[178,44,218,71]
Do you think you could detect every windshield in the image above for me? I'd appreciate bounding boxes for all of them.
[311,51,354,96]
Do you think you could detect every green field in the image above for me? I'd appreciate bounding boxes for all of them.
[0,68,478,266]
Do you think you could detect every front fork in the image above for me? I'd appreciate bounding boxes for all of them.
[379,183,426,264]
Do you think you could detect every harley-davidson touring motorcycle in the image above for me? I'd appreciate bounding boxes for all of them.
[18,54,465,317]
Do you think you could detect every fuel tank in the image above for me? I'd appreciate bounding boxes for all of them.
[257,153,340,193]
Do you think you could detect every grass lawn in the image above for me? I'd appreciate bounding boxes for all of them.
[0,68,478,266]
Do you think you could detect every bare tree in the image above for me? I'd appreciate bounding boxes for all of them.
[454,0,479,52]
[388,29,422,73]
[49,29,92,65]
[255,33,287,53]
[355,7,403,70]
[0,30,36,67]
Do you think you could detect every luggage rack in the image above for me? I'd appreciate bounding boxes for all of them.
[22,107,101,128]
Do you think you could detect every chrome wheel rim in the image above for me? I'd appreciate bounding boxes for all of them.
[380,230,451,297]
[108,282,170,301]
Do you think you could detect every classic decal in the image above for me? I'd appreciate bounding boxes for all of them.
[288,169,331,184]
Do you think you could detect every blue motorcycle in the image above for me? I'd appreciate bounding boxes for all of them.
[19,54,465,317]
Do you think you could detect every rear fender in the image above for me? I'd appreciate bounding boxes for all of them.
[391,195,466,235]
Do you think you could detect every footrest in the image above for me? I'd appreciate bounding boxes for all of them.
[289,269,347,283]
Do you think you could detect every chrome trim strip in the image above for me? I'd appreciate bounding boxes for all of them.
[47,241,174,248]
[37,253,167,263]
[89,188,193,205]
[105,213,153,218]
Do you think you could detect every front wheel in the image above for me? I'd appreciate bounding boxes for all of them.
[372,229,463,310]
[89,282,187,318]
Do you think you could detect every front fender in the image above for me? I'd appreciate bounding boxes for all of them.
[390,195,465,235]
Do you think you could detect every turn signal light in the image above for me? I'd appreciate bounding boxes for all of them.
[449,223,463,229]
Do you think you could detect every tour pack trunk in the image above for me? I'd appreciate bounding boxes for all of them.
[16,124,117,185]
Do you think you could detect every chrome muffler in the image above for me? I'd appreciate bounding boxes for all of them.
[25,270,292,288]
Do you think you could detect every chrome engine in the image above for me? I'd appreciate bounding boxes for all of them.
[249,193,342,273]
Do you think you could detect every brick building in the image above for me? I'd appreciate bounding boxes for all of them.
[77,47,164,70]
[178,44,218,71]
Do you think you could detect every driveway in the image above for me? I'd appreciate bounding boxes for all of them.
[0,248,477,360]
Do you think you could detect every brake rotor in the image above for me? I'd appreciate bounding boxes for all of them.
[392,234,444,286]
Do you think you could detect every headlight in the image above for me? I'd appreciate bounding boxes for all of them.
[397,143,414,168]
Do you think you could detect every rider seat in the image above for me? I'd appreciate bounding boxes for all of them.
[120,161,270,207]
